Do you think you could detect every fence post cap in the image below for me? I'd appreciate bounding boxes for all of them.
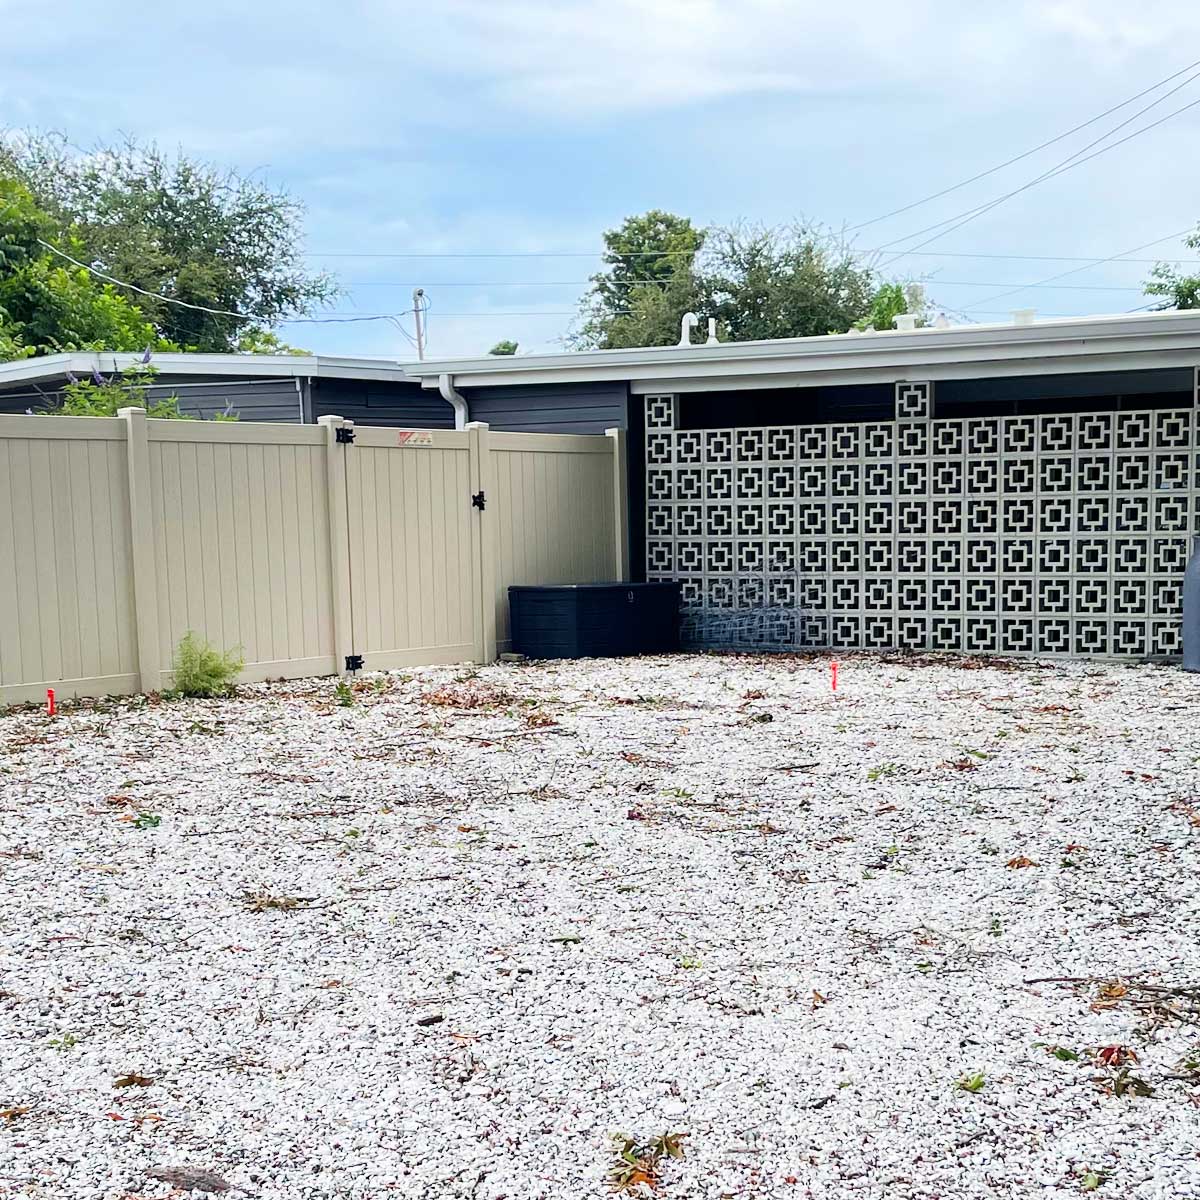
[316,414,344,425]
[117,406,147,417]
[464,420,490,431]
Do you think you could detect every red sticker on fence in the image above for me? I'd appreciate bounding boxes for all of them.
[396,430,434,446]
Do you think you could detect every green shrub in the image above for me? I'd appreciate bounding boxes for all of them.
[170,631,244,698]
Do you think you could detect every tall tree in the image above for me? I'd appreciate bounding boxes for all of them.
[574,214,903,349]
[0,132,337,352]
[0,178,160,359]
[703,224,878,343]
[1144,227,1200,309]
[572,210,705,349]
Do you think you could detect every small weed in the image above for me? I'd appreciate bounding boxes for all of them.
[678,956,703,970]
[988,917,1003,938]
[607,1131,687,1194]
[549,935,583,946]
[962,748,990,760]
[49,1032,80,1051]
[661,787,693,799]
[916,961,933,974]
[1080,1170,1107,1191]
[334,681,355,707]
[1034,1042,1082,1062]
[132,812,161,830]
[867,763,898,781]
[170,631,243,699]
[955,1072,986,1093]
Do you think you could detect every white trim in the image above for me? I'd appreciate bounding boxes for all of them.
[0,350,415,388]
[412,311,1200,388]
[5,311,1200,396]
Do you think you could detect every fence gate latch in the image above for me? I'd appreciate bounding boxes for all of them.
[345,654,364,672]
[471,491,486,511]
[336,427,355,444]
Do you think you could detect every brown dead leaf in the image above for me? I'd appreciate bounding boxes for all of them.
[811,990,828,1010]
[104,795,136,807]
[114,1074,154,1089]
[146,1167,230,1194]
[1005,856,1038,869]
[0,1105,30,1120]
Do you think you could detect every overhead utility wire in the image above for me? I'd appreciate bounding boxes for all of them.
[963,227,1195,311]
[36,239,409,326]
[874,77,1200,264]
[847,58,1200,233]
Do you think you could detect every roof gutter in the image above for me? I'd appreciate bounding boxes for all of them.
[437,373,468,430]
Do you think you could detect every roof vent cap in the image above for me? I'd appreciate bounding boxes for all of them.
[1012,308,1037,326]
[893,313,918,333]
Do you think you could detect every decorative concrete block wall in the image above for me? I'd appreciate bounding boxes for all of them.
[644,382,1198,656]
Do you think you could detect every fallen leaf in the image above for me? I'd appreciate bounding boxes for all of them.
[1097,1045,1138,1067]
[1006,856,1037,869]
[114,1074,154,1089]
[146,1167,231,1194]
[0,1106,30,1120]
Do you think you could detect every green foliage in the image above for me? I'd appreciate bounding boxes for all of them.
[854,282,930,332]
[334,680,355,707]
[170,631,244,698]
[1144,227,1200,309]
[574,213,883,349]
[955,1072,986,1093]
[0,178,162,359]
[1,131,338,352]
[573,210,705,349]
[488,339,519,355]
[237,328,311,356]
[57,362,188,419]
[132,812,161,830]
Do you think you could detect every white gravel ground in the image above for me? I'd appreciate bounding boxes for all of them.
[2,652,1199,1200]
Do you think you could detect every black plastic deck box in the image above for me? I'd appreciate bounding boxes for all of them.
[507,582,680,659]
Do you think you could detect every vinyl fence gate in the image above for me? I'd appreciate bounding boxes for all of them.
[0,411,626,704]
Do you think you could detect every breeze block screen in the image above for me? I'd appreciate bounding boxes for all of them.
[644,382,1198,656]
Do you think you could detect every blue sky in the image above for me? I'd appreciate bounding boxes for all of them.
[3,0,1200,358]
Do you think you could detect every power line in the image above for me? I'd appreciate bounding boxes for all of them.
[344,277,1146,292]
[963,228,1196,311]
[847,58,1200,233]
[875,80,1200,263]
[36,239,408,326]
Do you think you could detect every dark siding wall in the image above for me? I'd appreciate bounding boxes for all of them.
[0,375,303,422]
[464,381,629,434]
[310,378,454,428]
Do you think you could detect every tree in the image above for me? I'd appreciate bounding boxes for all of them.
[573,214,889,349]
[572,210,706,349]
[0,178,161,359]
[702,224,877,342]
[1144,228,1200,309]
[854,282,931,332]
[488,339,519,355]
[0,132,337,352]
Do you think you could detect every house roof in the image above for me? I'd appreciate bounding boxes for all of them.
[0,350,415,389]
[3,310,1199,396]
[410,310,1200,393]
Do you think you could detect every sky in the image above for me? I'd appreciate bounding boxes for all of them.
[3,0,1200,360]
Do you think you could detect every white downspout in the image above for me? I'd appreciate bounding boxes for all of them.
[438,373,468,430]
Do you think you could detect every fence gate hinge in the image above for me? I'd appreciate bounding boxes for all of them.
[345,654,364,672]
[336,427,355,444]
[471,491,486,511]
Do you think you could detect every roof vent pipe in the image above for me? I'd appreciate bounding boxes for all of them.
[678,312,699,347]
[1012,308,1037,326]
[893,313,918,332]
[437,373,469,430]
[706,317,719,345]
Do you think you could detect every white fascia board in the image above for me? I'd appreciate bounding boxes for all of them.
[409,311,1200,389]
[0,351,416,387]
[634,346,1200,394]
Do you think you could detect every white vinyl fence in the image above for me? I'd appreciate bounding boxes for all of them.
[0,410,627,704]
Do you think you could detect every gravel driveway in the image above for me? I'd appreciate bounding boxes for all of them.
[2,653,1199,1199]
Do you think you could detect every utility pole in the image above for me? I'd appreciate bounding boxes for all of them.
[412,287,426,360]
